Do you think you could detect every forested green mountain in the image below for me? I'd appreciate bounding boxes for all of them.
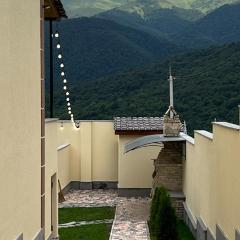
[174,3,240,48]
[47,17,179,83]
[49,42,240,134]
[46,3,240,86]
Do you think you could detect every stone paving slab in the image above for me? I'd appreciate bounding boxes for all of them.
[59,190,151,240]
[59,189,118,208]
[59,219,114,228]
[110,198,151,240]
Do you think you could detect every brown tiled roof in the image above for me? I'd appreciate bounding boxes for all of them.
[114,117,164,131]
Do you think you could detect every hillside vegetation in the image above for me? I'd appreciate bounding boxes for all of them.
[45,17,180,83]
[49,42,240,134]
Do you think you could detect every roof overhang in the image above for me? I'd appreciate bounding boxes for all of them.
[124,134,186,154]
[44,0,67,21]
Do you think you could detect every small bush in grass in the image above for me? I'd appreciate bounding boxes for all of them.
[156,188,179,240]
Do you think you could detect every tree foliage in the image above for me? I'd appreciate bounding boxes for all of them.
[149,187,179,240]
[46,42,240,135]
[156,190,178,240]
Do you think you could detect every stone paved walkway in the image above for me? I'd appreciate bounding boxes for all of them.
[59,189,151,240]
[59,189,118,208]
[110,197,150,240]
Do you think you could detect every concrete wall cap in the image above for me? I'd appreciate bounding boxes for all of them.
[57,143,70,151]
[45,118,59,123]
[183,202,197,229]
[213,122,240,131]
[58,120,114,123]
[180,133,195,145]
[197,217,207,231]
[195,130,213,140]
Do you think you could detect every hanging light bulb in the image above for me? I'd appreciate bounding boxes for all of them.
[55,30,80,129]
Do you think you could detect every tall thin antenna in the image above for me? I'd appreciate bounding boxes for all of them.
[169,64,174,108]
[168,64,174,118]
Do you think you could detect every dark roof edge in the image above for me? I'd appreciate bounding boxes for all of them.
[53,0,68,19]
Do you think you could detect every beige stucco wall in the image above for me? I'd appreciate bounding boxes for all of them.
[118,135,160,188]
[92,122,118,181]
[183,123,240,240]
[58,145,71,189]
[57,121,162,189]
[58,122,81,182]
[0,0,42,239]
[45,121,58,239]
[57,121,118,184]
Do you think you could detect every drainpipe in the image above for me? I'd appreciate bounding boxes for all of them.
[49,20,54,118]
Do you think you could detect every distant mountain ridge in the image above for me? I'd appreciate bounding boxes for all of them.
[62,0,239,18]
[99,3,240,48]
[97,7,203,39]
[173,3,240,48]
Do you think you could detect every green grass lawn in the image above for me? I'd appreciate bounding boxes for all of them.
[59,207,115,224]
[150,220,195,240]
[177,220,195,240]
[59,224,112,240]
[59,207,115,240]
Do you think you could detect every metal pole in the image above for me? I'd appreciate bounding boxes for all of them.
[169,65,174,118]
[49,20,54,118]
[169,75,174,107]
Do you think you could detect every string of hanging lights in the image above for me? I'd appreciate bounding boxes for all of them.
[54,31,80,129]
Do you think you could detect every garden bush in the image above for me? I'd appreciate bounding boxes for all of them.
[149,187,179,240]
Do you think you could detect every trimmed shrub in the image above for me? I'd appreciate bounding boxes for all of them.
[156,188,179,240]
